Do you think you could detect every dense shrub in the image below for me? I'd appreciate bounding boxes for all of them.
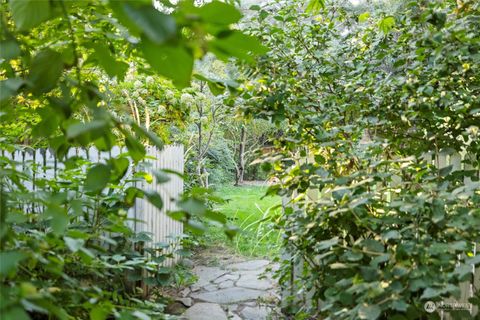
[246,0,480,318]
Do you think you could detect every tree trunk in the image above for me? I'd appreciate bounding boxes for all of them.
[196,121,205,187]
[236,125,246,186]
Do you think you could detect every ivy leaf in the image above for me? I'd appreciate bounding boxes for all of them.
[9,0,51,31]
[140,38,193,88]
[28,49,63,94]
[123,3,176,44]
[84,164,111,193]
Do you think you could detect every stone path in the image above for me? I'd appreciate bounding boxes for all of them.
[179,259,280,320]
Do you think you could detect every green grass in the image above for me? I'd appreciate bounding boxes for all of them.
[203,185,283,258]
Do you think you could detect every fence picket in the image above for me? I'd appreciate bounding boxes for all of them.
[2,145,184,265]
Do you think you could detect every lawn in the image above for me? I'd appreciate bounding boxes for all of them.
[202,185,283,257]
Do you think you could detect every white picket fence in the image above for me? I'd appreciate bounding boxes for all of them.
[281,151,480,318]
[0,145,184,264]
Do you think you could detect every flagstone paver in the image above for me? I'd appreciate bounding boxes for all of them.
[182,303,227,320]
[181,259,280,319]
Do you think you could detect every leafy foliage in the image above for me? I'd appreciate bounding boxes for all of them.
[245,0,480,318]
[0,0,266,319]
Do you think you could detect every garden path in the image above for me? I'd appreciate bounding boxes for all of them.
[179,258,280,320]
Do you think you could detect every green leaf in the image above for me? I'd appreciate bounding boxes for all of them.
[123,3,176,44]
[132,123,164,149]
[316,237,339,251]
[84,164,111,193]
[363,239,384,253]
[9,0,51,31]
[391,300,408,312]
[145,191,163,210]
[197,1,242,25]
[125,133,146,162]
[382,230,400,241]
[358,304,381,320]
[66,120,108,140]
[210,31,268,63]
[420,287,443,299]
[0,251,27,276]
[431,199,445,224]
[186,220,207,235]
[28,49,63,94]
[378,16,395,33]
[359,12,370,23]
[109,157,130,183]
[125,187,144,207]
[131,310,151,320]
[204,210,227,224]
[153,170,170,184]
[90,305,110,320]
[64,237,85,253]
[0,39,21,60]
[439,165,453,177]
[0,78,24,103]
[89,44,128,80]
[44,205,69,235]
[0,306,30,320]
[140,38,193,88]
[178,198,206,216]
[306,0,325,13]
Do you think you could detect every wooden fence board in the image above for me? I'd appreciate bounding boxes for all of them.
[3,145,184,264]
